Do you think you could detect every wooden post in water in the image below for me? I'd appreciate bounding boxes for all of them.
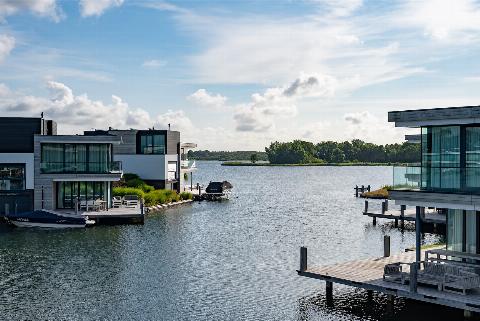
[364,200,369,213]
[410,262,418,293]
[415,206,422,263]
[384,235,391,257]
[382,201,386,214]
[367,185,371,192]
[355,185,359,197]
[385,199,389,212]
[400,205,406,229]
[326,281,333,306]
[300,247,307,272]
[361,185,365,193]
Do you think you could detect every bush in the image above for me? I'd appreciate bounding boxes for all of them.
[179,192,193,200]
[141,184,155,193]
[123,173,140,181]
[143,189,182,206]
[125,178,145,188]
[112,187,145,199]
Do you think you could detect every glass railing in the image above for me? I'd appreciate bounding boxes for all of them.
[393,164,421,190]
[40,161,122,174]
[181,160,196,169]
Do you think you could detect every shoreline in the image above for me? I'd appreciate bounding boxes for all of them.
[220,162,407,167]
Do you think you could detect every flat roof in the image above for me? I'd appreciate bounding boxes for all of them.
[34,134,121,144]
[388,105,480,127]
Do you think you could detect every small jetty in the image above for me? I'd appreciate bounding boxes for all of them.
[363,200,446,233]
[354,185,371,197]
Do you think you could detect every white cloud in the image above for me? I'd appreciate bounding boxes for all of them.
[0,83,10,96]
[0,34,15,63]
[80,0,124,17]
[0,81,193,135]
[395,0,480,42]
[142,59,167,68]
[234,73,335,132]
[312,0,363,17]
[0,0,62,22]
[187,89,227,109]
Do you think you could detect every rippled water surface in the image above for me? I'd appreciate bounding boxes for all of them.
[1,162,459,320]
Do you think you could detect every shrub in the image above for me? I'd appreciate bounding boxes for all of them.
[179,192,193,200]
[112,187,145,199]
[142,189,182,206]
[141,184,155,193]
[123,173,140,181]
[125,178,145,188]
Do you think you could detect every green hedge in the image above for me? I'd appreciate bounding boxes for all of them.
[113,187,193,207]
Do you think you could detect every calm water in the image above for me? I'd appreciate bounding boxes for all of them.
[0,162,461,321]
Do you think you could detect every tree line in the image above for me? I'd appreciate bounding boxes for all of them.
[188,150,268,161]
[265,139,420,164]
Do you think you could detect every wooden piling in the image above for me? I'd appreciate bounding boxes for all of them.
[364,200,369,213]
[410,262,418,293]
[384,235,390,257]
[381,201,386,214]
[355,185,359,197]
[300,247,307,272]
[373,216,377,226]
[367,185,371,192]
[326,281,333,305]
[400,205,406,229]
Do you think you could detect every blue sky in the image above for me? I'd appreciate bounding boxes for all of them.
[1,0,480,150]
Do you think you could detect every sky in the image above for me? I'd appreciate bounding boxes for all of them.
[1,0,480,151]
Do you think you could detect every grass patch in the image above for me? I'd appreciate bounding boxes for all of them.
[361,186,390,199]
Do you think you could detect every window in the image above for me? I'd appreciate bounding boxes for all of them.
[466,127,480,188]
[138,133,165,154]
[0,164,25,190]
[57,181,107,209]
[421,126,460,190]
[41,143,112,173]
[447,209,464,252]
[168,161,177,180]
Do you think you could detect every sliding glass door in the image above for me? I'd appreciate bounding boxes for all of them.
[57,181,108,209]
[447,209,479,254]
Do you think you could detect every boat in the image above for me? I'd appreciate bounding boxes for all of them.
[204,181,233,201]
[4,210,88,228]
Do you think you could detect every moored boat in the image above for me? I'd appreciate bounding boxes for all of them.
[204,181,233,201]
[4,210,87,228]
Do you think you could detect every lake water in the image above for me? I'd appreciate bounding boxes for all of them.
[0,161,460,321]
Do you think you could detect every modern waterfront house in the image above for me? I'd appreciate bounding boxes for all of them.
[84,128,181,192]
[298,105,480,316]
[0,116,143,225]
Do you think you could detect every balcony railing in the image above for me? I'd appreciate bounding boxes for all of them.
[181,160,196,169]
[40,161,122,174]
[393,165,421,190]
[393,165,480,193]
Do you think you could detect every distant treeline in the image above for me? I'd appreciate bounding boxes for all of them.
[188,150,268,161]
[265,139,420,164]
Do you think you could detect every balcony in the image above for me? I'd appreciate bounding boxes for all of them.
[393,165,421,190]
[40,161,122,174]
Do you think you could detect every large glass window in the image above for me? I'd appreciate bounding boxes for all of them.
[139,133,165,154]
[168,161,177,180]
[466,127,480,188]
[41,143,111,173]
[421,126,460,190]
[0,164,25,190]
[466,211,477,254]
[57,181,107,209]
[447,209,464,252]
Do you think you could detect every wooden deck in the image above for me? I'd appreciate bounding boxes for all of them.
[57,206,144,225]
[299,250,480,313]
[363,206,446,225]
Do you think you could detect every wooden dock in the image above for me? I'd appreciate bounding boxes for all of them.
[363,200,446,231]
[58,207,144,225]
[298,249,480,314]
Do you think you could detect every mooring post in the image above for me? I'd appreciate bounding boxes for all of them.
[326,281,333,306]
[384,235,391,257]
[364,200,369,213]
[410,262,418,293]
[355,185,359,197]
[367,185,371,192]
[300,247,307,272]
[381,201,386,214]
[361,185,365,193]
[373,216,377,226]
[400,205,406,229]
[385,199,389,211]
[415,206,422,263]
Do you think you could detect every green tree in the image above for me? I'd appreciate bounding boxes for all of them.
[250,153,258,163]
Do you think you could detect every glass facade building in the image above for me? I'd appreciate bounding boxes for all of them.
[138,133,166,154]
[56,181,109,209]
[41,143,112,173]
[421,125,480,192]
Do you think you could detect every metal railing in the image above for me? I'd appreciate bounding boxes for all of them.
[40,161,122,174]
